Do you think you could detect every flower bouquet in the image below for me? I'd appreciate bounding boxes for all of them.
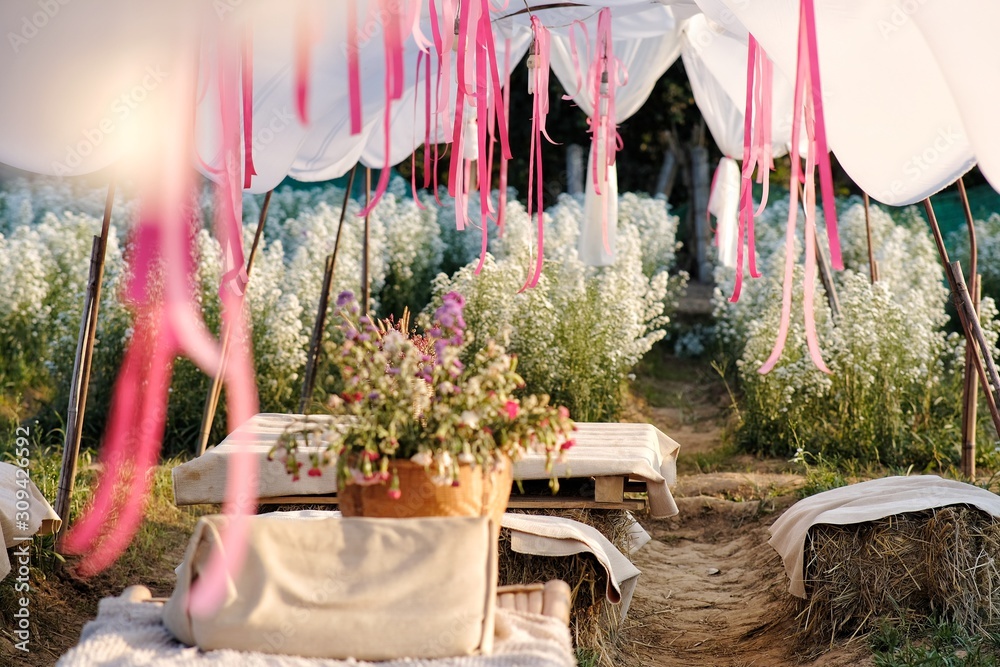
[269,290,575,521]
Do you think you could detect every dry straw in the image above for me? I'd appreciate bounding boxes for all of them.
[798,505,1000,642]
[498,508,635,667]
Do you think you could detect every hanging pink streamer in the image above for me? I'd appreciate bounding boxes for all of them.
[587,8,623,254]
[423,43,434,189]
[520,16,555,291]
[181,24,261,614]
[480,0,511,163]
[428,0,446,204]
[561,20,590,101]
[730,36,757,304]
[64,24,261,615]
[802,0,842,270]
[444,0,513,269]
[411,52,427,210]
[241,23,256,190]
[216,31,250,297]
[497,37,511,236]
[758,0,830,375]
[473,22,490,275]
[447,0,472,201]
[347,0,363,135]
[294,2,314,125]
[360,0,407,217]
[731,35,779,302]
[406,0,432,52]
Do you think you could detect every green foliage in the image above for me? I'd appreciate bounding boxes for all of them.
[871,617,1000,667]
[716,196,1000,469]
[427,193,685,422]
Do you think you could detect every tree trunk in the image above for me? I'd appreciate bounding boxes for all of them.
[566,144,585,196]
[689,144,712,283]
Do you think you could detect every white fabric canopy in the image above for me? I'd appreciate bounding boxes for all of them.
[681,14,796,161]
[548,12,683,266]
[0,0,996,205]
[700,0,978,205]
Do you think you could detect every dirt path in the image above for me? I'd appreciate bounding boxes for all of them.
[620,353,873,666]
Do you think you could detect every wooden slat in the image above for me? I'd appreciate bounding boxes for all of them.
[594,476,625,503]
[253,495,646,511]
[257,496,341,505]
[507,497,646,511]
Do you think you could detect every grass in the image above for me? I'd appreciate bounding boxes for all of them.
[871,617,1000,667]
[0,430,207,665]
[576,648,602,666]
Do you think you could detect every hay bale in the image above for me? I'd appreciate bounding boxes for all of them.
[498,509,635,666]
[799,505,1000,641]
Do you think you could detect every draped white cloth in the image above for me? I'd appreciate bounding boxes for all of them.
[0,0,996,206]
[549,22,684,265]
[707,156,741,269]
[697,0,981,205]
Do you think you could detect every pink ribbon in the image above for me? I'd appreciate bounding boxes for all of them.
[347,0,363,135]
[444,0,513,270]
[561,20,590,101]
[520,16,555,291]
[360,0,407,217]
[497,37,512,236]
[758,0,831,375]
[588,8,623,254]
[241,22,256,190]
[64,26,261,612]
[731,35,776,302]
[802,0,841,270]
[294,2,314,125]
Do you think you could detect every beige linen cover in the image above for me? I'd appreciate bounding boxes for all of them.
[769,475,1000,598]
[172,414,681,518]
[501,512,642,619]
[58,593,575,667]
[163,512,498,660]
[0,461,61,580]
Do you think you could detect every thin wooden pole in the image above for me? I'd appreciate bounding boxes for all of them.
[862,192,878,283]
[953,264,1000,401]
[956,177,979,478]
[957,178,977,285]
[798,183,840,318]
[55,182,115,533]
[196,190,273,455]
[299,165,358,413]
[814,225,841,320]
[362,167,372,315]
[923,198,1000,450]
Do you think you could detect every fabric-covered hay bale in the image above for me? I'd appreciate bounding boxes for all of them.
[799,505,1000,641]
[498,509,635,667]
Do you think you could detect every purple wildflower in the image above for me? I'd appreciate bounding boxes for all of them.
[336,291,354,307]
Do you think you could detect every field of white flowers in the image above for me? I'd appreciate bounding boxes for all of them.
[714,195,1000,468]
[0,177,684,453]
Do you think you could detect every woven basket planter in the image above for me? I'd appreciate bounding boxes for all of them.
[339,456,512,526]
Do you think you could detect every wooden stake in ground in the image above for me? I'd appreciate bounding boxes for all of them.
[55,183,115,533]
[361,167,372,315]
[862,192,878,283]
[299,166,358,413]
[195,190,274,456]
[923,198,1000,463]
[957,177,979,478]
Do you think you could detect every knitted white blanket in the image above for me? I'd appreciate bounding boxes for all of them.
[57,597,576,667]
